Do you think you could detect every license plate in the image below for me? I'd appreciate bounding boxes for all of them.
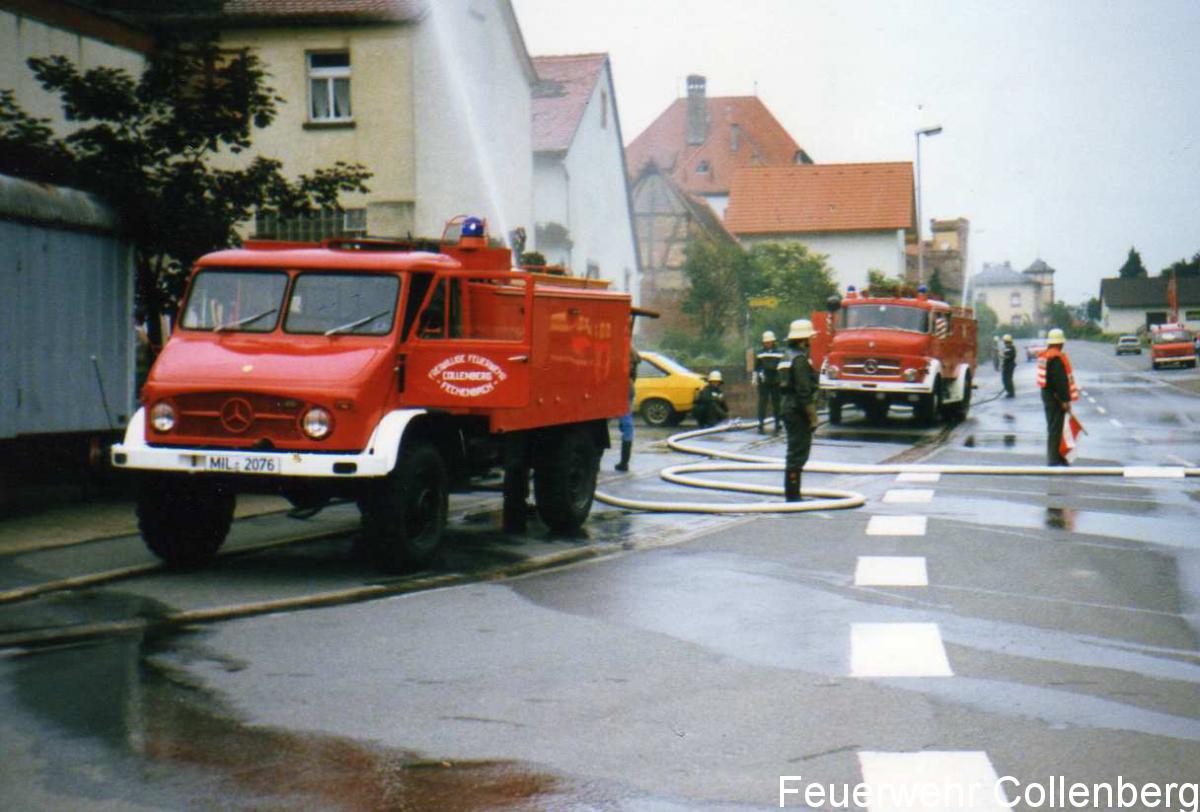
[194,454,279,474]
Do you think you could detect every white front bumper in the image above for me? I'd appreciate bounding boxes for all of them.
[819,377,933,396]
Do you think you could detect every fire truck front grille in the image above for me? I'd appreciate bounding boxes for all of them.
[842,357,902,376]
[173,392,304,441]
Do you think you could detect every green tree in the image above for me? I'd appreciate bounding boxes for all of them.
[0,40,371,348]
[1118,246,1148,279]
[927,267,947,299]
[1161,251,1200,278]
[681,238,750,342]
[745,242,838,337]
[1086,296,1102,322]
[1047,301,1075,331]
[973,301,999,357]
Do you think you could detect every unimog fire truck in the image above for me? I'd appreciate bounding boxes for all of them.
[112,217,631,572]
[814,285,977,425]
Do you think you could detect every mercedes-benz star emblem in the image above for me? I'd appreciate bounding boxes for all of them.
[220,397,254,433]
[863,359,879,374]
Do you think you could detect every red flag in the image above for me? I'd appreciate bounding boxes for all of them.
[1168,272,1179,322]
[1060,412,1084,463]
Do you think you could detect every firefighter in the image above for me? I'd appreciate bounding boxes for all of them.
[1001,334,1017,397]
[778,319,819,501]
[615,346,639,472]
[1036,328,1079,466]
[754,330,784,434]
[692,370,729,427]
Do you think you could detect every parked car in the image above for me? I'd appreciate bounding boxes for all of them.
[1115,334,1142,355]
[634,351,705,426]
[1025,340,1046,361]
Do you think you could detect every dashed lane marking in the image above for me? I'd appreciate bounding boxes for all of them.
[1123,466,1186,479]
[866,515,928,536]
[1110,417,1124,428]
[854,556,928,586]
[850,622,952,677]
[856,751,1010,811]
[896,472,940,483]
[1087,396,1097,404]
[882,489,934,504]
[1096,406,1107,415]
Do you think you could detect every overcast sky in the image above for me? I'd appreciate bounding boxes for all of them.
[511,0,1200,303]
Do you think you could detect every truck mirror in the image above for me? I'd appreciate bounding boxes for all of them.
[826,295,842,313]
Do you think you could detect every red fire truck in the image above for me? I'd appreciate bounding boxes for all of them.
[112,218,631,572]
[1149,323,1196,370]
[814,285,977,425]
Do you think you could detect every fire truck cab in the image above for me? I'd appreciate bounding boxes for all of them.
[1149,323,1196,370]
[112,218,631,572]
[817,285,977,425]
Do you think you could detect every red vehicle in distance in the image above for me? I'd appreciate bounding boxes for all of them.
[113,217,632,572]
[1149,323,1196,370]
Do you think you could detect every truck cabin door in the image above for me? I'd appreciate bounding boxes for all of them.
[402,271,533,409]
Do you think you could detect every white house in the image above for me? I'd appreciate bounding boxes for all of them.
[531,53,639,300]
[1099,276,1200,334]
[722,162,914,292]
[972,261,1053,329]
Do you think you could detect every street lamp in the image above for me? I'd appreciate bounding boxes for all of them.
[914,124,943,285]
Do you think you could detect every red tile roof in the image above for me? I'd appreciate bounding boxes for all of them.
[724,163,915,234]
[221,0,423,23]
[625,96,807,195]
[532,53,607,153]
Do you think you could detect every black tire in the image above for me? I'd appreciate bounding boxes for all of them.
[362,442,448,573]
[828,397,843,425]
[137,475,235,569]
[954,372,973,421]
[640,398,675,427]
[534,428,599,534]
[915,378,943,426]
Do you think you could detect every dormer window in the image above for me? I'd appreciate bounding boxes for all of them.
[696,160,710,175]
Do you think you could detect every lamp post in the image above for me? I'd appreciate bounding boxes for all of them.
[914,124,943,285]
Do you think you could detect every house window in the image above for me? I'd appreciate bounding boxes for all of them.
[696,160,710,175]
[1011,315,1021,328]
[1186,310,1200,321]
[255,208,366,241]
[1010,291,1021,308]
[308,52,351,122]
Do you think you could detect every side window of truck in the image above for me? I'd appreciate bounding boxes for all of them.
[412,277,463,339]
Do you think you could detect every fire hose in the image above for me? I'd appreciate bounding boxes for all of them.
[593,416,1199,515]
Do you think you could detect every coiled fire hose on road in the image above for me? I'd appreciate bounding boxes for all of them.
[593,416,1200,516]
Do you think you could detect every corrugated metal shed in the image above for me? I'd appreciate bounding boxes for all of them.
[1,174,135,440]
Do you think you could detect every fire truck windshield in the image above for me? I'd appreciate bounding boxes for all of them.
[182,270,287,332]
[840,304,930,333]
[1152,329,1190,343]
[285,273,400,336]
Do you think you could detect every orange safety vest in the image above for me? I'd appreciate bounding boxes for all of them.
[1036,346,1079,401]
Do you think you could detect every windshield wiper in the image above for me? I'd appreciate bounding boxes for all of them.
[214,308,277,332]
[324,309,392,336]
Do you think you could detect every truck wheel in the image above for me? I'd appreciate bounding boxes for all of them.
[915,379,943,426]
[362,442,448,573]
[640,398,675,427]
[534,428,599,534]
[828,397,843,425]
[137,476,235,569]
[953,373,973,421]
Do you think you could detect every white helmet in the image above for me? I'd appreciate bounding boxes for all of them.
[787,318,815,340]
[762,330,776,343]
[1003,334,1013,342]
[707,370,723,383]
[1047,328,1066,345]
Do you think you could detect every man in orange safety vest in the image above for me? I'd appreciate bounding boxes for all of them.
[1036,328,1080,466]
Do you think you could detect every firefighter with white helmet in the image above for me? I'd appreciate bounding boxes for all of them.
[1001,333,1017,398]
[1037,328,1079,466]
[777,318,819,501]
[692,369,729,428]
[753,329,784,433]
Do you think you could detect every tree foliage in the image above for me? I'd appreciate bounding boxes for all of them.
[1161,251,1200,278]
[745,242,838,341]
[0,39,371,347]
[1086,297,1101,322]
[1118,246,1148,279]
[681,238,749,341]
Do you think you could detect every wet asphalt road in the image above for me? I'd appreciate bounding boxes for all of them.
[1,340,1197,811]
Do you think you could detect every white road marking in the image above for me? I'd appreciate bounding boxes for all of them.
[1096,406,1107,415]
[1080,389,1089,397]
[850,623,952,677]
[866,515,928,536]
[857,751,1010,811]
[882,489,934,504]
[1123,466,1186,478]
[1109,418,1124,428]
[855,556,928,586]
[897,472,941,483]
[1087,396,1097,404]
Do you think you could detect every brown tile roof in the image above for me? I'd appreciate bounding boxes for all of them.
[532,53,607,153]
[625,96,807,195]
[724,162,915,235]
[221,0,424,23]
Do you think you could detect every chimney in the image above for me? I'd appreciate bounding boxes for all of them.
[686,74,708,146]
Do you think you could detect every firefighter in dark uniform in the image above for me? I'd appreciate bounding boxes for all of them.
[692,370,729,427]
[754,330,784,434]
[615,346,639,472]
[1001,333,1017,397]
[1037,328,1078,466]
[778,319,819,501]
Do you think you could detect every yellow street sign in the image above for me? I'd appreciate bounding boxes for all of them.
[748,296,779,309]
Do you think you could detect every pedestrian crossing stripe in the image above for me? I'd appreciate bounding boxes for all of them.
[882,489,934,504]
[855,556,928,586]
[896,472,940,483]
[850,622,952,677]
[866,515,927,535]
[856,751,1010,811]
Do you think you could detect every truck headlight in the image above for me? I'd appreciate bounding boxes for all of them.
[301,407,333,439]
[903,368,918,382]
[150,402,176,433]
[826,365,840,379]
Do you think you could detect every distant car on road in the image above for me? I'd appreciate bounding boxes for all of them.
[1025,341,1045,361]
[1115,335,1142,355]
[634,351,706,426]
